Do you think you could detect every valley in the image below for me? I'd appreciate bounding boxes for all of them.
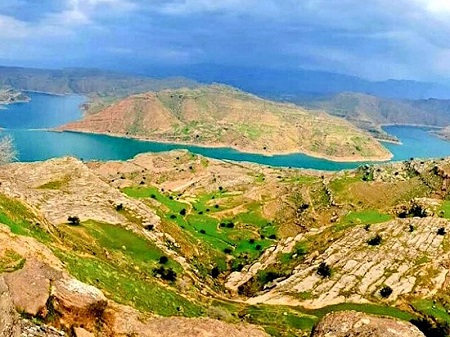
[1,150,450,335]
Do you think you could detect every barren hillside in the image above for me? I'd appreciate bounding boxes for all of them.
[61,85,392,162]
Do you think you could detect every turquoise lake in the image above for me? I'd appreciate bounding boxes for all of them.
[2,92,450,171]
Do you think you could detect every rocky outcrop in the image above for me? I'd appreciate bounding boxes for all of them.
[3,260,62,316]
[310,311,425,337]
[0,277,20,337]
[104,303,269,337]
[52,278,107,329]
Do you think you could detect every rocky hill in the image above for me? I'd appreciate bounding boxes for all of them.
[61,85,391,162]
[2,152,450,335]
[0,88,29,106]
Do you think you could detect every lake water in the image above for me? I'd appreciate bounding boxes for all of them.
[2,93,450,171]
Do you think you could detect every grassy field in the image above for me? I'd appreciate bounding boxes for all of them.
[122,185,275,263]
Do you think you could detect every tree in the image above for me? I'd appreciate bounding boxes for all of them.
[0,135,17,165]
[67,216,80,225]
[317,262,332,278]
[380,286,393,298]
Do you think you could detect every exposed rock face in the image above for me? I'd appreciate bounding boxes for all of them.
[3,260,62,316]
[311,311,425,337]
[0,277,20,337]
[249,218,450,308]
[52,278,107,329]
[19,319,66,336]
[104,303,269,337]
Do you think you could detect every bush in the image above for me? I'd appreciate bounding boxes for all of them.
[159,256,169,264]
[223,247,233,254]
[211,266,220,278]
[317,262,331,278]
[115,203,123,211]
[268,234,277,240]
[199,229,206,234]
[380,286,393,298]
[255,244,262,251]
[67,216,80,225]
[367,234,382,246]
[179,208,186,216]
[144,224,154,231]
[438,227,446,236]
[226,222,234,229]
[169,214,177,219]
[153,266,177,282]
[249,239,255,244]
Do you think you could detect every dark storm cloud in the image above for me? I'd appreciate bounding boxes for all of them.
[1,0,450,80]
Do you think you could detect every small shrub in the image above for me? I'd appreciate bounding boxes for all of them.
[159,256,169,264]
[409,224,414,232]
[438,227,446,236]
[150,194,156,199]
[249,239,255,244]
[223,248,233,254]
[367,234,382,246]
[317,262,331,278]
[115,203,123,211]
[255,244,262,251]
[153,266,177,282]
[144,224,154,231]
[67,216,80,226]
[179,208,186,216]
[219,222,226,228]
[214,204,219,209]
[211,266,220,278]
[199,229,206,234]
[169,214,177,220]
[380,286,393,298]
[268,234,277,240]
[364,224,371,231]
[226,222,235,229]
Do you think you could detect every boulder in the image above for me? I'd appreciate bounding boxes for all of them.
[0,277,20,337]
[311,311,425,337]
[52,278,107,328]
[3,259,62,316]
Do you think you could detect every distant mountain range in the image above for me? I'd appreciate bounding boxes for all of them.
[137,64,450,100]
[0,66,199,96]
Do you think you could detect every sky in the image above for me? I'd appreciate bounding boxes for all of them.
[1,0,450,81]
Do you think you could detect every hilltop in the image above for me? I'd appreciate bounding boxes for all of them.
[1,151,450,335]
[61,85,391,162]
[295,92,450,142]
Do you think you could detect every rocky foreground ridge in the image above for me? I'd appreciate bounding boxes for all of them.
[1,153,450,335]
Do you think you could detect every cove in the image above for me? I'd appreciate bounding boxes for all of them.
[2,93,450,171]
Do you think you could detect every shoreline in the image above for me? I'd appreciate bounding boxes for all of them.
[54,128,393,163]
